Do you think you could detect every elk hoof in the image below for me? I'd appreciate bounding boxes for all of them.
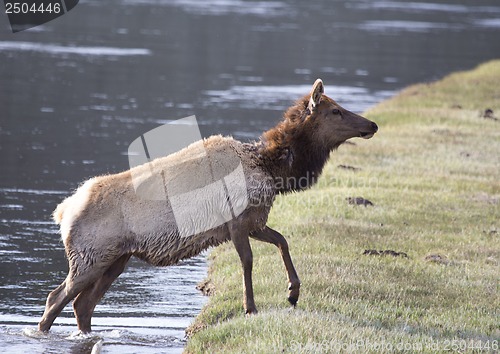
[38,321,50,333]
[245,308,258,316]
[287,281,300,307]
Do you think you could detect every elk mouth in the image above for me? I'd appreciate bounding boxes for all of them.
[359,122,378,139]
[360,132,375,139]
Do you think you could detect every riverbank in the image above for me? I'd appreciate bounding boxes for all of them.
[185,61,500,353]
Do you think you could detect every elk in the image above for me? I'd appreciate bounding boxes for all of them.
[38,79,378,333]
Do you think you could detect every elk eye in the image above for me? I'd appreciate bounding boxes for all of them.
[332,109,341,115]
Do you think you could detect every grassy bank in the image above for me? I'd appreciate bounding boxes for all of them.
[186,61,500,353]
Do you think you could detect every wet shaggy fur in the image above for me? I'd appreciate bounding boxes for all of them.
[59,137,273,269]
[38,79,378,333]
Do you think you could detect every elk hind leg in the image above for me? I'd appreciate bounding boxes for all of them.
[38,270,102,332]
[73,254,131,333]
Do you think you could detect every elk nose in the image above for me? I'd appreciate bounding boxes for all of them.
[371,122,378,132]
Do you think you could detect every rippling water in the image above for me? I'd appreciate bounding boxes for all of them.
[1,0,500,352]
[0,188,207,353]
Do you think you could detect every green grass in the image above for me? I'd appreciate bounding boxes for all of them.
[185,60,500,353]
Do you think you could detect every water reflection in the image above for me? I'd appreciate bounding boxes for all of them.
[0,41,152,56]
[203,84,394,112]
[121,0,294,17]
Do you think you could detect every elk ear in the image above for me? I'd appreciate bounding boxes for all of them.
[308,79,324,113]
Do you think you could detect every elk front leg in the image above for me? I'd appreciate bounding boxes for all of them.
[250,226,301,306]
[231,231,257,314]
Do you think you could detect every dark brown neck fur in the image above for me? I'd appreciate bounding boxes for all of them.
[256,95,332,194]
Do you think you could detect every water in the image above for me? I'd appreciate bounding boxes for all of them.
[0,190,207,353]
[1,0,499,352]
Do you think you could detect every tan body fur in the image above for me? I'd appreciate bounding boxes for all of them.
[63,136,274,268]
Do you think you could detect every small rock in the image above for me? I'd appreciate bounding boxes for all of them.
[196,279,214,296]
[363,249,409,258]
[338,164,361,172]
[483,227,498,235]
[381,250,408,258]
[481,108,498,121]
[485,257,498,266]
[363,249,381,256]
[424,254,449,265]
[347,197,374,206]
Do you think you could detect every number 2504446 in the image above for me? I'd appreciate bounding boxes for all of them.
[5,2,61,14]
